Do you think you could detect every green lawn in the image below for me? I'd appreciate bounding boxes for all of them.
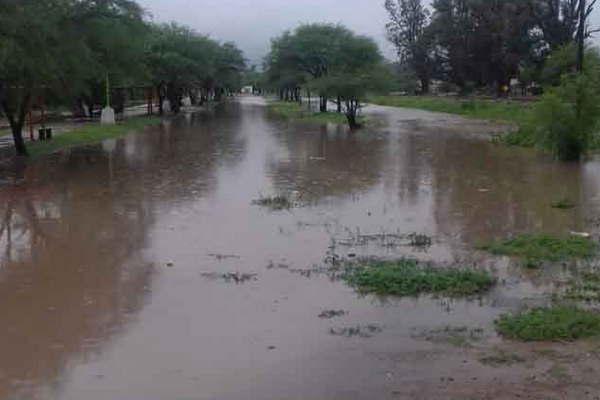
[368,95,533,126]
[27,116,162,158]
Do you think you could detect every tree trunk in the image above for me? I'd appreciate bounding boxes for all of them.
[576,0,586,72]
[319,96,327,112]
[337,96,342,113]
[2,94,30,156]
[10,123,27,156]
[420,78,430,95]
[345,100,361,130]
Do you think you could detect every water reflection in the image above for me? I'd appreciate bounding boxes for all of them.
[1,97,600,399]
[0,106,247,400]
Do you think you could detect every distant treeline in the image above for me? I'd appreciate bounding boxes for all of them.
[384,0,597,94]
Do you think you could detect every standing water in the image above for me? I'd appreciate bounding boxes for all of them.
[1,97,600,399]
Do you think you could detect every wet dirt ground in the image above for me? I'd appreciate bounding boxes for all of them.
[2,96,600,400]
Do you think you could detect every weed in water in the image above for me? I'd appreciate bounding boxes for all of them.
[329,324,382,338]
[479,234,596,265]
[496,306,600,341]
[565,272,600,303]
[344,259,494,297]
[551,199,576,210]
[318,310,347,319]
[413,325,485,348]
[252,194,293,211]
[479,349,526,367]
[408,233,432,248]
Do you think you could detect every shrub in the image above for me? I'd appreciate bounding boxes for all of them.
[531,72,600,161]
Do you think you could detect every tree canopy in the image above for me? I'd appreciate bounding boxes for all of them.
[264,23,385,126]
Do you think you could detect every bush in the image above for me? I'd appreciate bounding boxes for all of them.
[530,71,600,160]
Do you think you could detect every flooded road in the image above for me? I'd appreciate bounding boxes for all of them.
[2,96,600,400]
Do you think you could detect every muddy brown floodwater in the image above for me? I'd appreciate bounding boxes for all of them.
[2,96,600,400]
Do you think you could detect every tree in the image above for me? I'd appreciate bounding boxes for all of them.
[385,0,434,93]
[309,35,385,129]
[265,24,357,112]
[0,0,147,156]
[145,24,245,113]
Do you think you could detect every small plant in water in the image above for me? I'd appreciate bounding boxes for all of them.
[252,194,293,210]
[344,259,494,297]
[479,234,596,266]
[565,272,600,303]
[408,233,432,248]
[551,198,576,209]
[496,306,600,341]
[329,324,382,338]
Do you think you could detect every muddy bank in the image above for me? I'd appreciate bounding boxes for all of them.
[1,97,600,400]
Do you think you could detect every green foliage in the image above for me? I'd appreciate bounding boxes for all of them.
[541,44,600,86]
[530,71,600,160]
[344,259,494,297]
[27,117,161,158]
[496,306,600,341]
[479,234,597,265]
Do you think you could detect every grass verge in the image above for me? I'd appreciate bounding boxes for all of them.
[267,101,361,126]
[368,95,532,125]
[496,306,600,341]
[344,259,494,297]
[28,116,162,158]
[479,234,596,266]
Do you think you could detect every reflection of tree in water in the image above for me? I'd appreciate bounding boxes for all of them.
[268,124,386,202]
[0,108,247,399]
[426,136,588,245]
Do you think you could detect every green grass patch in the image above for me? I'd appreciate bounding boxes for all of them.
[496,306,600,341]
[27,116,162,158]
[368,95,532,125]
[267,101,359,125]
[344,259,494,297]
[479,234,596,266]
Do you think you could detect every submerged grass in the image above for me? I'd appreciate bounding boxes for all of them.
[565,272,600,303]
[344,259,494,297]
[252,194,293,211]
[28,116,162,158]
[496,306,600,341]
[368,95,532,125]
[267,101,360,125]
[479,234,596,266]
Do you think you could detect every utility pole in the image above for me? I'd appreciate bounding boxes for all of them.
[577,0,586,73]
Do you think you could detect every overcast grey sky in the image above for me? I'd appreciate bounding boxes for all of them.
[137,0,600,66]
